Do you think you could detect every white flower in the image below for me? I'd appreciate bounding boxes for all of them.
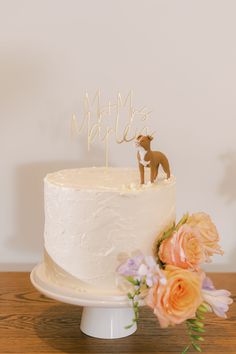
[202,279,233,319]
[137,256,166,287]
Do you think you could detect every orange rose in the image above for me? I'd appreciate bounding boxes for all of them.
[187,212,224,261]
[146,265,203,328]
[158,225,204,269]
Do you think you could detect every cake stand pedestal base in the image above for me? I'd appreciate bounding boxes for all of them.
[80,307,137,339]
[30,263,137,339]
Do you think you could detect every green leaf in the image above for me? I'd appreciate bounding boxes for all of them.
[196,312,205,320]
[198,304,208,313]
[192,342,202,352]
[175,213,189,230]
[187,319,195,323]
[125,323,133,329]
[191,327,205,333]
[162,225,176,239]
[191,335,204,342]
[194,321,204,328]
[156,224,176,248]
[181,345,190,354]
[127,292,133,299]
[126,276,140,286]
[134,308,139,315]
[188,319,204,327]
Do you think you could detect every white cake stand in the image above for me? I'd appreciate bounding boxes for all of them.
[30,263,137,339]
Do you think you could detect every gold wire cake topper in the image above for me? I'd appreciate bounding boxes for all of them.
[71,90,155,166]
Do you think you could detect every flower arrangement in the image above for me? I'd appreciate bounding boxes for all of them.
[117,212,233,353]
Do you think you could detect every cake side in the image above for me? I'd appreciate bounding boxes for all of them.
[44,167,176,295]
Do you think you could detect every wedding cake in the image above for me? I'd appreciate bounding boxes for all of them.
[43,167,175,295]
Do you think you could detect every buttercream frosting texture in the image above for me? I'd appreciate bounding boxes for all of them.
[44,167,176,295]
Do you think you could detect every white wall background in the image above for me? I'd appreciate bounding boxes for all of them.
[1,0,236,271]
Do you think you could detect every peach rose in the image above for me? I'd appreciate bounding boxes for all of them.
[187,212,224,261]
[146,265,203,327]
[158,225,204,269]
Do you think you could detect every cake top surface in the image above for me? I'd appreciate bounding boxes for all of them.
[45,167,175,192]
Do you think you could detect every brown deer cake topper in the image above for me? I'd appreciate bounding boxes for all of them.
[136,135,170,184]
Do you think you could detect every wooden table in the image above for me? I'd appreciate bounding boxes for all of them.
[0,272,235,354]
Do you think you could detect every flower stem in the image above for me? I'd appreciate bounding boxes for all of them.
[125,282,141,329]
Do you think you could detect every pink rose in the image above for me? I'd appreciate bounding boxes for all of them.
[146,265,203,328]
[158,225,205,269]
[186,212,224,261]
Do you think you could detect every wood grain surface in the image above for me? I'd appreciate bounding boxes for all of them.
[0,272,235,354]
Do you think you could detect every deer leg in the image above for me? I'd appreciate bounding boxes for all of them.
[154,164,159,181]
[162,162,171,179]
[139,163,145,184]
[150,164,155,183]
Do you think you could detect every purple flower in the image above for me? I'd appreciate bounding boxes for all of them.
[138,256,166,287]
[117,253,144,277]
[202,276,233,318]
[202,275,215,290]
[117,253,165,288]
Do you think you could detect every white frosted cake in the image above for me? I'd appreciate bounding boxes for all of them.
[43,167,176,295]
